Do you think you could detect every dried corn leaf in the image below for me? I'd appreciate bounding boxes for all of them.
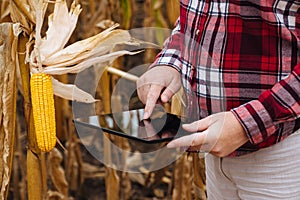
[35,0,130,69]
[166,0,180,24]
[34,0,47,41]
[43,50,140,75]
[172,155,193,200]
[11,0,36,23]
[27,0,38,17]
[42,29,131,67]
[96,19,115,29]
[0,22,19,199]
[47,190,65,200]
[39,0,81,59]
[1,1,10,20]
[9,1,31,32]
[128,173,145,185]
[49,148,68,198]
[83,163,105,178]
[154,188,164,198]
[52,78,97,103]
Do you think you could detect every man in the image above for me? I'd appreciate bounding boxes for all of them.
[137,0,300,199]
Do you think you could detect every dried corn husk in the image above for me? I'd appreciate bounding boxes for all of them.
[43,50,140,75]
[28,0,139,103]
[51,78,97,103]
[38,1,81,59]
[8,0,37,32]
[41,26,129,67]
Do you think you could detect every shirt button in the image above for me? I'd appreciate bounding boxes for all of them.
[196,30,200,36]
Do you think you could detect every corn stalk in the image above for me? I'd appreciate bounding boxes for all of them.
[18,33,46,200]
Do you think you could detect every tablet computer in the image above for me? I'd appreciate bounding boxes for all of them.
[73,107,190,144]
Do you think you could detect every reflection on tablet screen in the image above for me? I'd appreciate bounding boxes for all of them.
[74,108,189,143]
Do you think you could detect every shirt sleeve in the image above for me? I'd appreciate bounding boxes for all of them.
[150,18,182,71]
[231,63,300,144]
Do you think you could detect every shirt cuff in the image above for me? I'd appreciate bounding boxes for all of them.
[231,100,278,144]
[150,48,182,72]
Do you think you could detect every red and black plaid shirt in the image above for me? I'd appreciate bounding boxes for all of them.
[152,0,300,156]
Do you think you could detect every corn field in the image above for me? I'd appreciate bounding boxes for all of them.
[0,0,206,199]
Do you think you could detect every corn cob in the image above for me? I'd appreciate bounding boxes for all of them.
[30,73,56,152]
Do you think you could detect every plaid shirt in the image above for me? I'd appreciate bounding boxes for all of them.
[152,0,300,156]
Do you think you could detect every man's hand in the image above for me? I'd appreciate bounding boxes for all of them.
[137,66,181,119]
[167,111,249,157]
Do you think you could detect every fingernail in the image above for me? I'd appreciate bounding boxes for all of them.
[182,123,195,131]
[182,124,191,129]
[161,95,168,102]
[182,124,188,128]
[167,142,175,148]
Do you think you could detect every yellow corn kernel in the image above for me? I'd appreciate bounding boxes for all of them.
[30,73,56,152]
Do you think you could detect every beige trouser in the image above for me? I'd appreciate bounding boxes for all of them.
[205,129,300,200]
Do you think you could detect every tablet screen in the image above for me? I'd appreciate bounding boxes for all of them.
[74,108,189,143]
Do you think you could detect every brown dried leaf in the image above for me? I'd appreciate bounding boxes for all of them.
[154,188,165,198]
[47,190,65,200]
[9,1,31,32]
[1,1,10,20]
[83,163,105,178]
[128,173,145,185]
[11,0,36,23]
[27,0,38,18]
[172,155,193,200]
[48,148,68,199]
[0,22,19,199]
